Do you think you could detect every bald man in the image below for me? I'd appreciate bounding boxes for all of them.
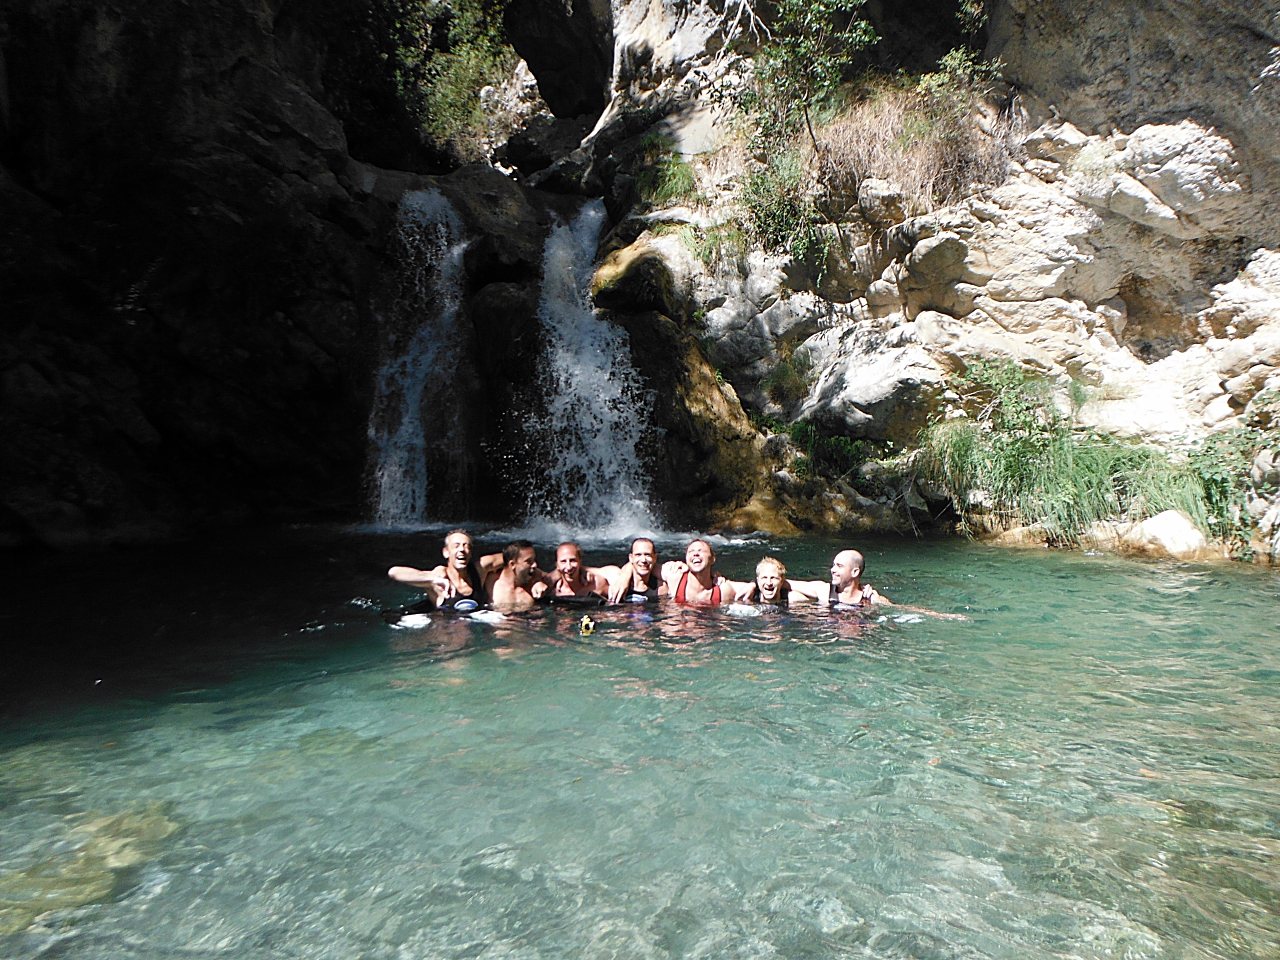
[826,549,886,607]
[821,549,967,619]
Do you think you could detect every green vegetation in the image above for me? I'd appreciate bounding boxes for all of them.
[740,151,828,265]
[635,136,699,206]
[419,0,518,157]
[815,56,1014,217]
[338,0,516,162]
[733,0,876,151]
[749,413,872,482]
[681,223,748,267]
[921,359,1276,551]
[956,0,989,35]
[759,340,813,405]
[718,2,1013,254]
[788,422,869,480]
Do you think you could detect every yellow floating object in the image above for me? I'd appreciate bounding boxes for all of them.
[579,614,595,636]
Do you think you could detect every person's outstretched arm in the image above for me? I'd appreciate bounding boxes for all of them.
[387,565,455,601]
[786,579,831,604]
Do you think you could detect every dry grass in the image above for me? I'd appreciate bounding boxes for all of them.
[810,80,1020,218]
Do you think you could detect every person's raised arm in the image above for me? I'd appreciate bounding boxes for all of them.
[476,553,505,575]
[723,579,756,601]
[660,559,687,588]
[387,565,455,599]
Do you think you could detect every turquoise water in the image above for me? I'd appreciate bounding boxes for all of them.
[2,532,1279,958]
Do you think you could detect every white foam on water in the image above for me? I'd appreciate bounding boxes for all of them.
[390,613,432,630]
[469,610,507,624]
[367,188,468,529]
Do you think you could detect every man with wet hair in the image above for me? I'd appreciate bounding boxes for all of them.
[549,542,612,598]
[726,556,816,607]
[489,539,552,608]
[387,529,506,609]
[661,539,736,605]
[606,537,669,602]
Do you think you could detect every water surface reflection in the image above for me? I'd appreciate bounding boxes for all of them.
[1,531,1278,958]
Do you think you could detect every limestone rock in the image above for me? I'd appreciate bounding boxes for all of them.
[796,323,948,442]
[1128,510,1225,561]
[859,179,907,227]
[987,0,1277,245]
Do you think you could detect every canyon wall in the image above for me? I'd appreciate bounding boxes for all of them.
[2,0,1278,553]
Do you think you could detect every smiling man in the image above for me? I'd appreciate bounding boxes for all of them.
[661,539,736,606]
[605,537,669,602]
[726,556,812,607]
[387,529,505,610]
[549,542,612,598]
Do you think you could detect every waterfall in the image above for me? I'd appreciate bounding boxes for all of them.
[366,188,467,528]
[519,200,658,539]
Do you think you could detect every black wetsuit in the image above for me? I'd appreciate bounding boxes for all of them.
[621,570,663,603]
[436,562,486,612]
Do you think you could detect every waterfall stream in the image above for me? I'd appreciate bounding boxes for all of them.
[367,188,467,528]
[519,200,659,540]
[367,193,659,539]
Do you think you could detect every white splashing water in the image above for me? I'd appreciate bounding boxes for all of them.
[519,200,659,542]
[367,189,467,528]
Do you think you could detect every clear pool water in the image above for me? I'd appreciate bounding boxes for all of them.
[1,530,1278,958]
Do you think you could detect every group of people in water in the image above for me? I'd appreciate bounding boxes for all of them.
[387,530,959,617]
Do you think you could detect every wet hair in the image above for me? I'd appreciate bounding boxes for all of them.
[756,556,787,579]
[503,539,534,565]
[444,528,470,543]
[556,541,582,559]
[629,537,655,554]
[687,538,715,559]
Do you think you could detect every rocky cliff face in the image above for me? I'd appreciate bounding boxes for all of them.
[987,0,1280,247]
[546,0,1280,556]
[3,0,1278,556]
[0,0,586,545]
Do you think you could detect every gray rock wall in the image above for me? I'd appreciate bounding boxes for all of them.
[987,0,1280,246]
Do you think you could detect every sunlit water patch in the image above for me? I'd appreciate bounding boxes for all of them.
[2,533,1278,958]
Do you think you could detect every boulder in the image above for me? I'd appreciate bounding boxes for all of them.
[797,324,948,442]
[859,179,907,227]
[591,239,685,319]
[904,233,969,286]
[1086,510,1225,561]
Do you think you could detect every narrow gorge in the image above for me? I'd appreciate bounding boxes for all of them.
[3,0,1279,561]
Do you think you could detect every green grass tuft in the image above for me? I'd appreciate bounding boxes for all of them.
[921,359,1276,551]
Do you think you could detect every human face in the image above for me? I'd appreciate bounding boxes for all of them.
[556,545,582,581]
[756,566,784,602]
[443,533,472,569]
[830,551,861,590]
[512,547,539,588]
[685,540,713,574]
[629,540,655,577]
